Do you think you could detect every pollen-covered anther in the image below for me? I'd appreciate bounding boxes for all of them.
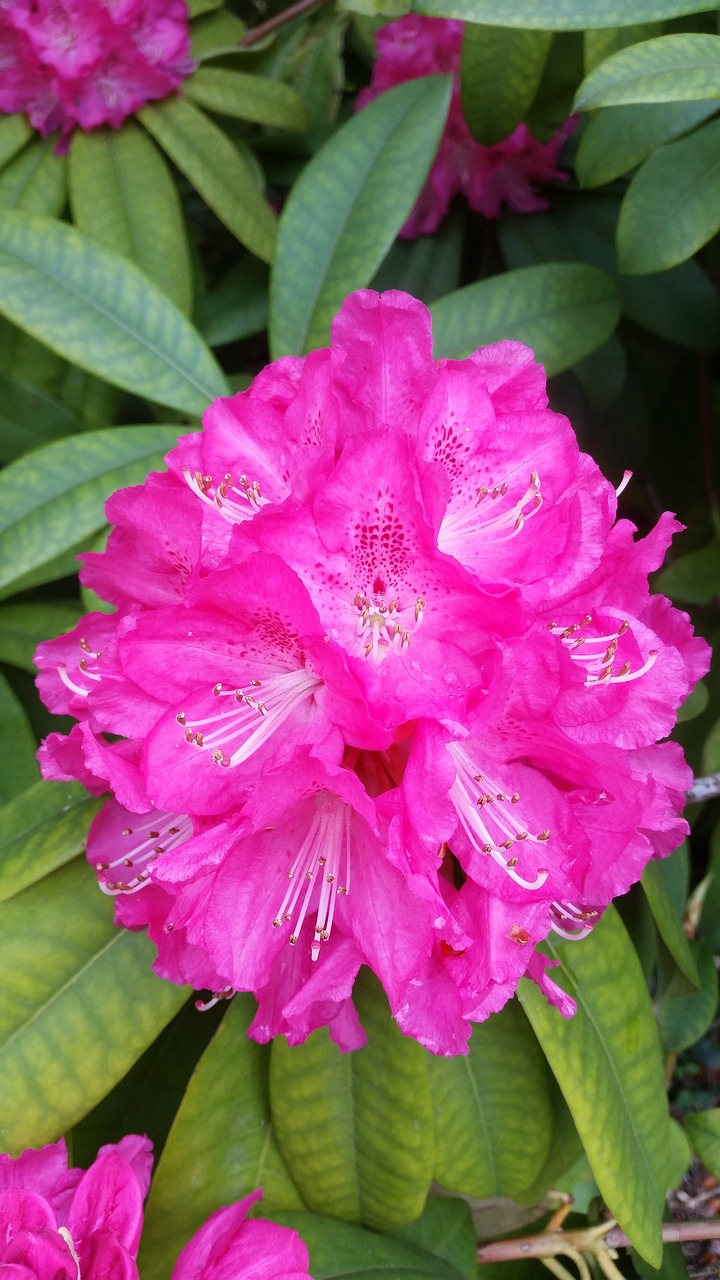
[180,669,321,768]
[182,464,271,525]
[550,616,659,686]
[96,812,192,896]
[440,470,543,554]
[56,635,103,699]
[354,588,425,662]
[508,925,530,945]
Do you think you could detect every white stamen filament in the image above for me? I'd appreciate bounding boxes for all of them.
[96,812,192,895]
[353,592,425,663]
[549,617,658,686]
[272,804,351,959]
[550,900,597,940]
[179,670,321,768]
[182,465,272,525]
[439,472,542,551]
[56,638,103,698]
[447,744,550,891]
[616,469,633,498]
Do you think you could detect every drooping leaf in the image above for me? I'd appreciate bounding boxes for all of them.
[0,138,66,216]
[514,1078,583,1207]
[0,425,180,600]
[428,999,553,1199]
[657,941,718,1053]
[139,98,276,264]
[519,907,669,1266]
[0,780,100,904]
[269,971,434,1231]
[0,670,39,803]
[584,23,663,75]
[685,1109,720,1181]
[185,66,309,131]
[140,996,301,1280]
[576,100,719,188]
[575,34,720,110]
[273,1210,466,1280]
[0,371,80,463]
[430,264,621,373]
[0,857,187,1153]
[677,680,709,722]
[68,123,193,315]
[413,0,718,29]
[0,211,227,413]
[393,1198,477,1280]
[0,115,32,171]
[460,25,552,145]
[269,75,452,357]
[642,859,699,988]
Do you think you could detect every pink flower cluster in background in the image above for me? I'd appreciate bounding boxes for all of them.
[358,15,573,237]
[0,0,193,148]
[0,1137,312,1280]
[35,289,708,1056]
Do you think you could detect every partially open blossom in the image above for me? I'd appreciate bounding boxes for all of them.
[357,15,574,237]
[171,1188,312,1280]
[35,287,709,1056]
[0,0,193,149]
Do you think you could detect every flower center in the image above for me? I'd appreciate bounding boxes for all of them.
[177,669,322,768]
[353,589,425,663]
[94,811,192,894]
[272,803,350,960]
[439,471,542,555]
[548,616,658,685]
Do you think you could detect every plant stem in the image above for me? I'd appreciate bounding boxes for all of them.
[476,1219,720,1264]
[241,0,328,47]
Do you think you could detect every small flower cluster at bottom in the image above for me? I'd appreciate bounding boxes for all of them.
[35,289,709,1057]
[0,1135,311,1280]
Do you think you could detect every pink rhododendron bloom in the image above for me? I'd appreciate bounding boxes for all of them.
[35,288,709,1056]
[171,1188,312,1280]
[357,15,574,237]
[0,0,192,149]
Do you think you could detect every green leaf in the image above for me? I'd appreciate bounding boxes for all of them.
[0,780,100,904]
[139,98,276,263]
[460,25,552,145]
[677,680,709,722]
[0,857,187,1153]
[576,100,719,188]
[413,1,718,30]
[657,544,720,604]
[393,1199,477,1280]
[513,1078,583,1207]
[0,138,66,217]
[0,670,38,803]
[428,999,553,1199]
[188,0,222,14]
[573,333,627,410]
[140,996,301,1280]
[617,119,720,274]
[269,971,434,1231]
[194,257,269,347]
[0,116,32,172]
[269,75,452,357]
[185,66,309,131]
[191,10,245,60]
[273,1210,466,1279]
[68,123,193,315]
[642,860,699,988]
[0,211,226,413]
[0,425,180,600]
[657,940,718,1053]
[0,602,81,672]
[430,264,621,373]
[584,23,663,75]
[0,371,80,463]
[685,1109,720,1180]
[370,206,464,304]
[699,821,720,951]
[518,907,669,1266]
[575,34,720,111]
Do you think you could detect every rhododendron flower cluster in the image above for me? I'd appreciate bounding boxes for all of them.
[35,289,708,1056]
[0,0,192,148]
[0,1137,312,1280]
[357,15,573,237]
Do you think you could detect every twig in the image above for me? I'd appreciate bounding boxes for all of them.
[606,1221,720,1248]
[240,0,327,46]
[476,1219,720,1265]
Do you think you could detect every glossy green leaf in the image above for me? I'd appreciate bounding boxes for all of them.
[185,66,309,131]
[0,425,180,600]
[430,264,621,373]
[575,34,720,110]
[371,206,464,304]
[194,257,269,347]
[657,941,718,1053]
[139,98,276,263]
[0,138,66,216]
[0,116,32,171]
[0,602,81,672]
[0,211,226,413]
[191,10,245,60]
[393,1199,476,1280]
[270,972,434,1231]
[642,860,699,988]
[657,544,720,604]
[140,996,301,1280]
[460,25,552,145]
[0,857,187,1153]
[0,670,38,803]
[584,23,663,75]
[685,1109,720,1180]
[514,1078,583,1207]
[519,907,669,1266]
[273,1211,465,1279]
[429,999,553,1198]
[413,1,717,30]
[677,680,709,722]
[68,123,192,315]
[269,75,452,357]
[0,780,100,904]
[618,119,720,274]
[188,0,222,14]
[699,821,720,951]
[576,100,719,188]
[0,372,80,463]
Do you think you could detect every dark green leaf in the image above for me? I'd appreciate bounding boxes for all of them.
[194,258,269,347]
[699,821,720,951]
[185,66,309,130]
[657,940,718,1053]
[191,10,246,60]
[657,544,720,604]
[0,670,38,803]
[0,780,100,904]
[0,116,32,171]
[584,23,663,75]
[370,206,463,304]
[0,372,80,463]
[576,100,719,189]
[414,1,718,30]
[393,1198,477,1280]
[460,25,552,145]
[272,1210,466,1279]
[685,1109,720,1180]
[575,34,720,110]
[269,75,452,356]
[0,602,81,672]
[677,680,709,722]
[0,138,66,217]
[642,859,699,988]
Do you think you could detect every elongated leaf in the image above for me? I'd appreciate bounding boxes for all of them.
[371,206,464,304]
[269,75,452,357]
[461,25,552,145]
[618,119,720,274]
[657,941,718,1053]
[642,860,699,988]
[195,257,269,347]
[0,425,180,600]
[431,264,621,373]
[0,857,187,1152]
[429,999,553,1198]
[140,996,301,1280]
[394,1199,476,1280]
[414,1,718,30]
[0,115,32,170]
[0,138,66,216]
[140,98,276,263]
[584,23,663,75]
[514,1079,583,1207]
[273,1211,465,1280]
[519,907,669,1266]
[575,34,720,110]
[0,670,38,803]
[191,10,245,60]
[270,972,434,1231]
[185,67,309,131]
[68,123,192,315]
[0,371,80,463]
[0,780,100,904]
[0,602,81,672]
[0,211,226,413]
[685,1109,720,1180]
[576,101,719,189]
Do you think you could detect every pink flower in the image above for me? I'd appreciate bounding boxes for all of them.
[0,0,192,149]
[0,1135,152,1279]
[170,1188,312,1280]
[35,288,708,1056]
[357,15,573,237]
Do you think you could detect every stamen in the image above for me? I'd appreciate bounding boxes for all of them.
[549,617,659,686]
[182,465,277,525]
[271,804,351,960]
[96,812,192,895]
[550,900,597,940]
[353,591,425,663]
[195,986,235,1011]
[439,471,542,555]
[180,669,321,768]
[615,469,632,498]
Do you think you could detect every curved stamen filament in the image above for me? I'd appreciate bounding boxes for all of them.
[272,804,351,959]
[549,617,659,686]
[440,471,542,548]
[95,812,192,895]
[179,670,321,768]
[550,900,597,940]
[448,745,550,891]
[182,466,272,525]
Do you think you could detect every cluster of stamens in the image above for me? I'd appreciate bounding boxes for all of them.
[353,592,425,662]
[176,670,320,769]
[57,636,102,698]
[440,471,542,549]
[95,813,192,894]
[272,805,350,960]
[548,616,658,686]
[182,466,271,525]
[448,745,550,890]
